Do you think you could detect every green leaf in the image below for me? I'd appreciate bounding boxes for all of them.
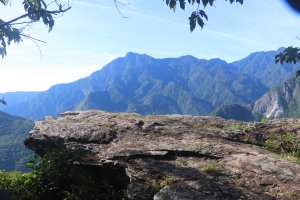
[296,70,300,78]
[26,162,34,169]
[202,0,209,7]
[179,0,185,10]
[197,15,204,29]
[275,46,300,65]
[0,0,9,5]
[169,0,176,11]
[189,12,197,32]
[199,10,208,20]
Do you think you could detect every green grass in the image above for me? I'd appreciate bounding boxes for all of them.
[231,123,247,130]
[265,133,300,156]
[260,117,269,124]
[203,162,221,175]
[283,155,300,165]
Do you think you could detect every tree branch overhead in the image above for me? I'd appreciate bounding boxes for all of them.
[0,0,71,58]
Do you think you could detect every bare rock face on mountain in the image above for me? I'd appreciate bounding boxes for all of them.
[25,110,300,199]
[252,77,300,119]
[252,89,285,119]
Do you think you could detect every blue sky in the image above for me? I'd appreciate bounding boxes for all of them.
[0,0,299,92]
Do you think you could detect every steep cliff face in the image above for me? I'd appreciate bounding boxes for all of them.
[25,110,300,199]
[252,78,300,118]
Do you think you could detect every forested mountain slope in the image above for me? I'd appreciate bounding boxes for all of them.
[0,110,34,171]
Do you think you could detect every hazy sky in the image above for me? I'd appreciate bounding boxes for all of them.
[0,0,299,92]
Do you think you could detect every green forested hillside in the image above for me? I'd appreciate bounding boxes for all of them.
[211,104,254,121]
[232,48,299,89]
[0,111,34,171]
[75,54,269,115]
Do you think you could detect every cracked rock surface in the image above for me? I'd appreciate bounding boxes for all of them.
[25,110,300,199]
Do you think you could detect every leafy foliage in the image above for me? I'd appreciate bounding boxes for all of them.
[0,170,32,199]
[242,129,300,159]
[275,46,300,77]
[164,0,243,32]
[0,97,6,105]
[0,149,123,200]
[0,19,22,58]
[265,133,300,157]
[0,0,9,5]
[276,46,300,65]
[0,0,71,57]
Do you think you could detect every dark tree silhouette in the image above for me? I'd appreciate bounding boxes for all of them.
[164,0,243,32]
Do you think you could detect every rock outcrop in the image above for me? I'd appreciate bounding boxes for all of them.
[252,77,300,118]
[25,110,300,199]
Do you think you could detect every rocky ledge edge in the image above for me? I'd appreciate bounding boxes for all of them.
[25,110,300,199]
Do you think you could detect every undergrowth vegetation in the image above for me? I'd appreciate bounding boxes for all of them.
[203,162,221,175]
[0,149,123,200]
[265,133,300,157]
[242,128,300,164]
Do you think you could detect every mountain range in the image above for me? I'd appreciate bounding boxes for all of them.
[1,48,298,120]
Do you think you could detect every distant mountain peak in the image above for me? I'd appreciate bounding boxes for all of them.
[208,58,228,65]
[276,47,286,53]
[178,55,198,60]
[245,49,276,58]
[125,52,153,59]
[123,52,154,66]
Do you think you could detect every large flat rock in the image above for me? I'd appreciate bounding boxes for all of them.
[25,110,300,199]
